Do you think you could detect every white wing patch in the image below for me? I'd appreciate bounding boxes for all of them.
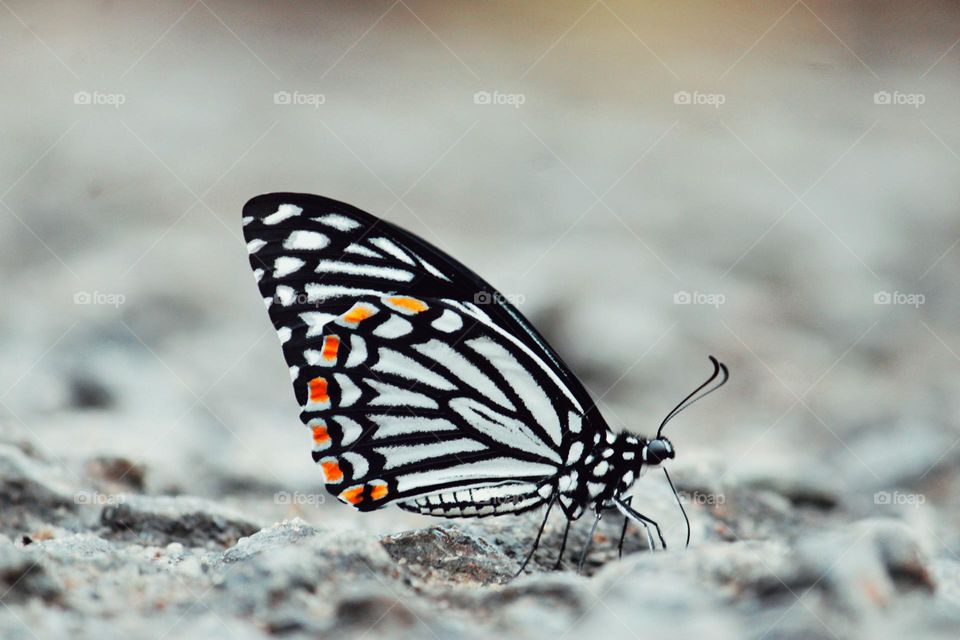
[300,312,338,337]
[313,213,359,231]
[372,347,456,390]
[305,349,334,367]
[275,285,296,306]
[450,397,561,464]
[411,251,451,282]
[315,260,413,282]
[370,415,459,439]
[264,204,303,225]
[273,256,305,278]
[335,373,361,407]
[345,335,367,367]
[344,243,382,258]
[366,379,438,409]
[284,230,329,250]
[412,339,515,411]
[452,301,584,413]
[334,416,364,445]
[306,285,390,303]
[568,411,582,433]
[372,315,412,339]
[395,458,556,493]
[431,309,463,333]
[341,451,369,476]
[370,237,415,264]
[376,439,487,470]
[466,336,562,445]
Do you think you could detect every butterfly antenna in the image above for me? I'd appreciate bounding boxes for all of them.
[663,468,690,548]
[656,356,729,438]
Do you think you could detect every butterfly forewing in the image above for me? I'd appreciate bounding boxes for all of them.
[243,193,608,515]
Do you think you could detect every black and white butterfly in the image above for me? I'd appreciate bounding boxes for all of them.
[242,192,728,572]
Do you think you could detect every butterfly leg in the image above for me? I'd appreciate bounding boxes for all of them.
[617,496,654,558]
[515,493,557,577]
[553,519,571,570]
[616,496,654,557]
[617,496,632,557]
[576,510,602,574]
[614,497,667,550]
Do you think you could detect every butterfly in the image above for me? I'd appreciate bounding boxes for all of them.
[242,192,728,573]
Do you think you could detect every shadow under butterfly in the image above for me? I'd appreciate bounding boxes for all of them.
[241,192,730,575]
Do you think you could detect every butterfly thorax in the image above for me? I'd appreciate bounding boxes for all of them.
[554,431,671,520]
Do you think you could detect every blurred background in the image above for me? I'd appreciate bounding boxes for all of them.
[1,0,959,544]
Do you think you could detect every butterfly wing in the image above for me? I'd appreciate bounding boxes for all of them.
[242,193,608,515]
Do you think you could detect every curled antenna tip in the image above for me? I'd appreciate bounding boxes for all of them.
[657,355,727,438]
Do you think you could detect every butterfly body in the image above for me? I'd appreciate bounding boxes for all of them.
[242,192,725,570]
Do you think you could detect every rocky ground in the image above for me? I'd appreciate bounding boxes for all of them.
[2,435,960,640]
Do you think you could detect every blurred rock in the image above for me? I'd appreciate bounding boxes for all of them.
[67,375,114,410]
[381,524,515,584]
[0,536,61,605]
[100,495,261,548]
[84,455,146,492]
[0,443,79,535]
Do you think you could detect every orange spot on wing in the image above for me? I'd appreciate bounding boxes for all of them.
[308,377,329,404]
[387,296,428,313]
[370,483,389,500]
[339,485,364,505]
[321,335,340,361]
[311,424,329,444]
[321,459,343,483]
[342,304,375,325]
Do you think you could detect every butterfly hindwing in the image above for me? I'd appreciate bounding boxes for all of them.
[243,193,607,515]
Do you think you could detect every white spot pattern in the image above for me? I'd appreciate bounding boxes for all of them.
[263,204,303,225]
[283,230,329,250]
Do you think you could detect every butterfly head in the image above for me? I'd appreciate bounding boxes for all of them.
[643,437,675,467]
